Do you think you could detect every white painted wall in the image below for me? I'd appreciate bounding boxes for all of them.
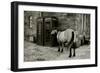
[0,0,99,73]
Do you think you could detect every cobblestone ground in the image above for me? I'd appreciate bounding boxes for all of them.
[24,41,90,62]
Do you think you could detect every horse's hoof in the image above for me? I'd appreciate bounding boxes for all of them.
[73,54,76,57]
[58,49,60,52]
[69,55,71,58]
[61,49,63,53]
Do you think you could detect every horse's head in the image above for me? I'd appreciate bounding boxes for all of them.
[51,29,57,35]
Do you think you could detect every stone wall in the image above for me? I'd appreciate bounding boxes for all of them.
[24,11,40,41]
[24,11,90,42]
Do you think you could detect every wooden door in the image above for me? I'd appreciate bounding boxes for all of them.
[37,18,44,45]
[44,18,52,46]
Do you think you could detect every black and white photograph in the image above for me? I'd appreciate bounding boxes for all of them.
[11,1,97,71]
[24,11,90,61]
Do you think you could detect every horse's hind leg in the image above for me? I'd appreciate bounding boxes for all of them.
[73,48,76,57]
[68,43,72,57]
[68,42,74,57]
[69,48,72,57]
[73,43,76,57]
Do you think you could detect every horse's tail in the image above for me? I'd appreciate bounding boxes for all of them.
[67,31,74,46]
[72,31,74,42]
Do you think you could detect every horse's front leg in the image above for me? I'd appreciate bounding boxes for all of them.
[58,46,60,52]
[58,42,61,52]
[61,43,64,53]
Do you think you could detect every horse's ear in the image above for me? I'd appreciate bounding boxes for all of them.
[51,29,57,35]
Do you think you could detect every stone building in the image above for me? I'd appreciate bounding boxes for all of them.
[24,11,90,46]
[24,11,40,42]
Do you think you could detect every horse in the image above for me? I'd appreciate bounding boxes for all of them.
[51,29,78,57]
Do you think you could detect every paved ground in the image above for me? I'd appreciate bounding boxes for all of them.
[24,41,90,62]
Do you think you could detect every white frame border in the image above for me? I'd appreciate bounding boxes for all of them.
[18,5,96,68]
